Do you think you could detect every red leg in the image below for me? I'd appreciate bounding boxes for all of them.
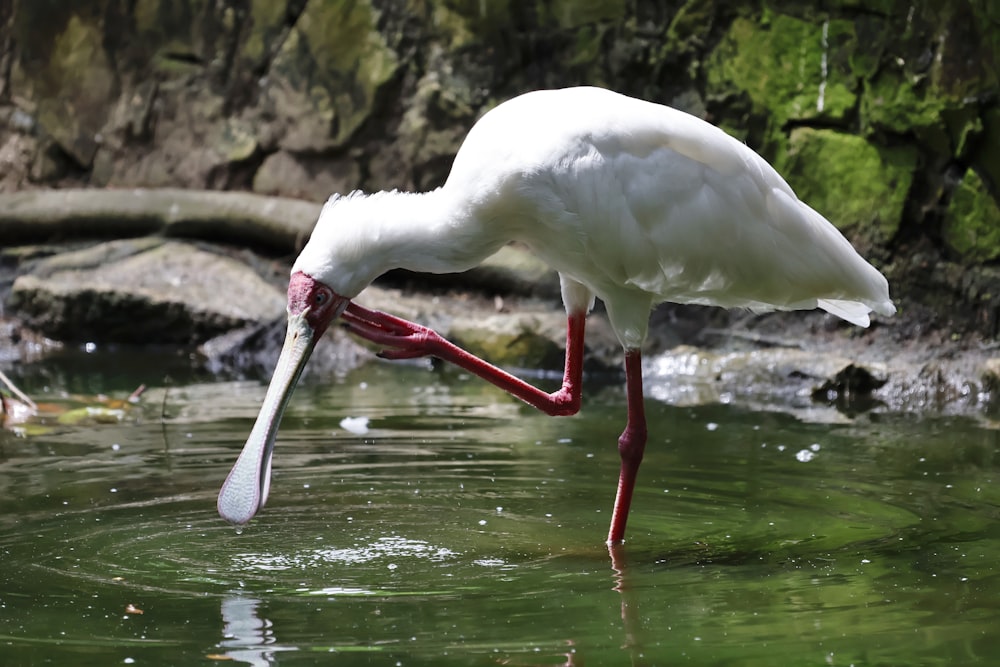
[343,302,586,417]
[607,349,647,545]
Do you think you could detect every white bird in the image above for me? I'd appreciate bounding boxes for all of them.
[218,86,894,545]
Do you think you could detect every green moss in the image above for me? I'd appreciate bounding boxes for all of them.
[134,0,208,55]
[50,15,114,96]
[706,13,857,125]
[974,108,1000,195]
[217,119,258,162]
[450,322,565,371]
[943,169,1000,262]
[778,128,916,238]
[667,0,714,46]
[423,0,623,48]
[133,0,159,34]
[861,70,950,135]
[568,24,605,66]
[420,0,512,47]
[12,12,115,166]
[242,0,288,65]
[830,0,904,12]
[540,0,626,28]
[267,0,399,148]
[296,0,398,86]
[860,3,996,152]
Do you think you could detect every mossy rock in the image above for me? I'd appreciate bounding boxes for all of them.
[422,0,515,47]
[943,169,1000,262]
[428,0,624,46]
[860,3,997,151]
[10,11,116,166]
[262,0,399,150]
[665,0,715,54]
[538,0,627,28]
[241,0,289,66]
[974,108,1000,196]
[861,68,965,156]
[8,239,285,344]
[449,315,566,372]
[706,12,857,126]
[778,128,916,239]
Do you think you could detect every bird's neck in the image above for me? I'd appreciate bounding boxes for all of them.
[298,187,515,299]
[364,187,507,275]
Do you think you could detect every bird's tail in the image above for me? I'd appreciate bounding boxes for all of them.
[817,298,896,328]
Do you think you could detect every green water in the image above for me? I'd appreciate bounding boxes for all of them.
[1,351,998,666]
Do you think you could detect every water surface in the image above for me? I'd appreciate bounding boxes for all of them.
[1,350,998,665]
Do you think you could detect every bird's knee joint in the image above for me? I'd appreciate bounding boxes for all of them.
[618,425,647,462]
[550,390,581,416]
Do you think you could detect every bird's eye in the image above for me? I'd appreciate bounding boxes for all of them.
[314,291,328,306]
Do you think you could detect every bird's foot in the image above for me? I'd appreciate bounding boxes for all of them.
[342,302,447,360]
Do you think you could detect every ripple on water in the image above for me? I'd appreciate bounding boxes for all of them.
[0,487,550,607]
[235,535,457,572]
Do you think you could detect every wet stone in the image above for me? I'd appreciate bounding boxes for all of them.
[8,239,284,344]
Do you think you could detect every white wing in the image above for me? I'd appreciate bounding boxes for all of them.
[452,87,894,332]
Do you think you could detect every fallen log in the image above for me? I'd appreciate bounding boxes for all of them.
[0,188,321,252]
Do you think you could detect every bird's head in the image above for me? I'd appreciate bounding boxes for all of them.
[289,191,386,302]
[287,270,349,340]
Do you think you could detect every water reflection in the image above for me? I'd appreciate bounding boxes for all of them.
[218,595,283,666]
[610,545,646,667]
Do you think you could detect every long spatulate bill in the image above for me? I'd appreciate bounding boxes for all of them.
[218,311,316,525]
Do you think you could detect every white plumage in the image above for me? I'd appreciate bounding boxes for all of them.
[220,87,894,544]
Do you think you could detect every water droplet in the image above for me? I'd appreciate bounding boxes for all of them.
[706,422,718,431]
[795,449,815,462]
[234,526,244,536]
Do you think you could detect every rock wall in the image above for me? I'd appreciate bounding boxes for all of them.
[1,1,998,332]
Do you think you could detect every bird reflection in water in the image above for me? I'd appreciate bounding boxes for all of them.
[216,596,280,666]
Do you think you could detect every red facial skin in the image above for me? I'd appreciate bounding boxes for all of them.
[287,271,344,338]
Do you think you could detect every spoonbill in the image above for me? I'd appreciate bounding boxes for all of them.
[218,86,894,545]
